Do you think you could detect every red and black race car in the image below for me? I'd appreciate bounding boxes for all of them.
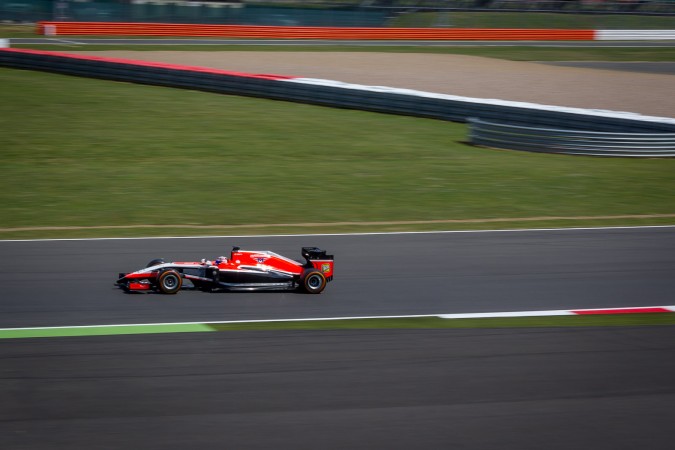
[116,246,334,295]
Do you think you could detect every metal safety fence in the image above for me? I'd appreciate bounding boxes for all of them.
[469,118,675,157]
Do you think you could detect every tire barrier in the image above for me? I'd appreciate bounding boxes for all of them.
[1,48,674,137]
[37,22,595,40]
[469,118,675,157]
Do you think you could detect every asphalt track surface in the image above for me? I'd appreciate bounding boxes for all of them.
[542,60,675,75]
[3,326,675,450]
[2,227,675,449]
[2,227,675,328]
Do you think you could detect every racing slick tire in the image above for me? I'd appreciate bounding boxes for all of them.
[146,258,165,268]
[157,270,182,295]
[301,270,327,294]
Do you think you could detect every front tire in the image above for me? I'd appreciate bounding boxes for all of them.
[146,258,165,268]
[302,270,326,294]
[157,270,182,294]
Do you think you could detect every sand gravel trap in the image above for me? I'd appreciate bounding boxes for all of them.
[82,51,675,118]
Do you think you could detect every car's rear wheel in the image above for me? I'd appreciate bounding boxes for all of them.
[302,270,326,294]
[157,270,182,294]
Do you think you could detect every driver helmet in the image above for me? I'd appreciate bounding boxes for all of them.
[215,256,228,265]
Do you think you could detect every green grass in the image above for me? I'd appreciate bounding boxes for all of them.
[3,217,675,241]
[0,24,37,38]
[209,313,675,332]
[2,11,674,37]
[1,67,674,240]
[2,314,674,339]
[391,11,675,29]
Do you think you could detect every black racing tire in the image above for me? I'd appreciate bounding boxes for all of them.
[146,258,166,268]
[157,270,182,295]
[301,270,327,294]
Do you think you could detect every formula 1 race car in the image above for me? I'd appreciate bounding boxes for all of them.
[116,246,334,295]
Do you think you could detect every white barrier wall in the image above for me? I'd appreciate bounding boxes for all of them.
[595,30,675,40]
[285,77,675,130]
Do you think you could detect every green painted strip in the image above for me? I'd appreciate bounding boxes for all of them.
[3,313,675,340]
[0,323,213,339]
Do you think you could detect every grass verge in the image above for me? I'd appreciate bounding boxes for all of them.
[1,67,674,240]
[208,313,675,332]
[2,12,675,37]
[391,11,675,29]
[2,314,674,339]
[2,217,675,241]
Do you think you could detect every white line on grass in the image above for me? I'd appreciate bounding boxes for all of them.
[1,224,674,243]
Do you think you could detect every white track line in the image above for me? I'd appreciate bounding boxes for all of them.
[1,224,674,243]
[2,306,674,332]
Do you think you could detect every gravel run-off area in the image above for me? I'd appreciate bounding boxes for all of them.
[80,51,675,118]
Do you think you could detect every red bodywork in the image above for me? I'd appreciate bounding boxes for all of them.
[117,246,333,294]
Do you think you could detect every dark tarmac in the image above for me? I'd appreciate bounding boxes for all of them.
[1,227,674,328]
[2,227,674,449]
[2,326,674,449]
[542,61,675,75]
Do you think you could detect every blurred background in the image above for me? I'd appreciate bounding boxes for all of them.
[1,0,674,28]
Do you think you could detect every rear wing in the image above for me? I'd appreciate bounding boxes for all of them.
[302,247,334,281]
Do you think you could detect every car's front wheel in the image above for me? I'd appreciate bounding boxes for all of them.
[146,258,165,268]
[157,270,182,294]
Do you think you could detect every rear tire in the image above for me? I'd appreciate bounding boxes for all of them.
[302,270,326,294]
[157,270,182,295]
